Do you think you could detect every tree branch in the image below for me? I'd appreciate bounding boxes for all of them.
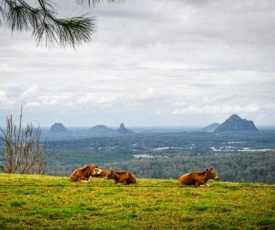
[1,0,97,48]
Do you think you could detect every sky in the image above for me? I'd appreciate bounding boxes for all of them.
[0,0,275,128]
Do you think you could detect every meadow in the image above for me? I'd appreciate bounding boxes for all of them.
[0,173,274,229]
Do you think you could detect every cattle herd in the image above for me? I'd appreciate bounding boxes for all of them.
[70,164,219,187]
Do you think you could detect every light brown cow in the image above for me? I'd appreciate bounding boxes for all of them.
[104,169,137,185]
[178,167,219,186]
[70,164,102,182]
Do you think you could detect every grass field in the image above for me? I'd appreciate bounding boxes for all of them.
[0,173,274,229]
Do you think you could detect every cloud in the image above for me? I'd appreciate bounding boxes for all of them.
[0,90,14,109]
[0,0,274,126]
[173,103,262,115]
[19,85,40,101]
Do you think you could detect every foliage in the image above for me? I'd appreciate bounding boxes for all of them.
[0,0,117,47]
[1,128,275,182]
[0,173,274,229]
[34,130,275,184]
[107,151,275,183]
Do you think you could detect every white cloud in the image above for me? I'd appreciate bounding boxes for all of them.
[0,90,14,109]
[0,0,274,127]
[19,85,40,101]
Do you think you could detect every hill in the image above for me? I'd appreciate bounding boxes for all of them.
[49,122,67,132]
[0,173,274,230]
[88,125,114,136]
[215,114,258,132]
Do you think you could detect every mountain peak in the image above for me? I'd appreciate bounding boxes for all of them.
[215,114,258,132]
[229,114,241,120]
[120,123,125,129]
[116,123,135,135]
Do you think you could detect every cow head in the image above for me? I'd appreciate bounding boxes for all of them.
[207,167,219,180]
[88,164,102,176]
[104,169,115,180]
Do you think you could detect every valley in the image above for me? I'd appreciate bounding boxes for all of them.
[37,128,275,184]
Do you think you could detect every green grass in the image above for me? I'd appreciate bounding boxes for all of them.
[0,173,274,229]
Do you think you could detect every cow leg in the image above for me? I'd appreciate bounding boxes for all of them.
[195,180,204,187]
[119,179,125,184]
[199,184,207,187]
[202,184,210,187]
[79,176,90,183]
[197,181,209,187]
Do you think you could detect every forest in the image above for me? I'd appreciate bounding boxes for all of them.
[9,129,271,184]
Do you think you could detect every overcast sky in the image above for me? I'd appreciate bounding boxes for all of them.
[0,0,275,128]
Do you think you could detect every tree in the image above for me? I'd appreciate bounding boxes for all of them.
[0,0,117,48]
[0,108,48,174]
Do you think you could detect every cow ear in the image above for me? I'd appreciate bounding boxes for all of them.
[206,168,209,171]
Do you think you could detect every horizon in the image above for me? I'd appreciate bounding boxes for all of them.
[1,113,275,130]
[3,122,274,131]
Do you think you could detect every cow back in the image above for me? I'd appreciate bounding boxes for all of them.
[178,168,219,186]
[70,165,90,182]
[178,172,193,185]
[70,164,100,182]
[105,170,137,185]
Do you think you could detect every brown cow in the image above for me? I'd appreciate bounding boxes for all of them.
[178,167,219,186]
[70,164,102,182]
[104,169,137,185]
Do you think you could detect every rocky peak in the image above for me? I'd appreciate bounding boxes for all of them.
[116,123,135,135]
[215,114,258,132]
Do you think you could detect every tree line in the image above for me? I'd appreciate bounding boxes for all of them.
[102,151,275,184]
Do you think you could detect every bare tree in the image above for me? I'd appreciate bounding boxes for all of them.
[0,108,48,174]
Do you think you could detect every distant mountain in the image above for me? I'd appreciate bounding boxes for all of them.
[115,123,135,135]
[88,125,114,136]
[201,123,220,132]
[215,114,258,132]
[49,123,67,132]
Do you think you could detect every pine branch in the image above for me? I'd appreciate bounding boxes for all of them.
[1,0,96,48]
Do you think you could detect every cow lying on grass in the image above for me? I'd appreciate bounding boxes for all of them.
[70,164,102,182]
[104,169,137,185]
[178,167,219,187]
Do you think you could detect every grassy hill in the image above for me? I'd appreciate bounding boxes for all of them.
[0,173,274,229]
